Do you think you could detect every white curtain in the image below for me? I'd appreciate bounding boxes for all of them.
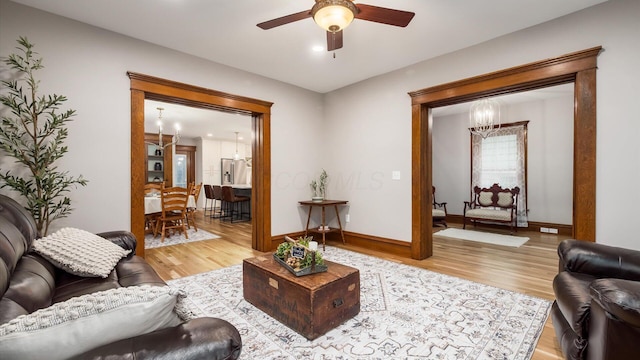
[471,124,528,227]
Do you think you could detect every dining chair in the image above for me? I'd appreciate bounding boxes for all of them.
[144,182,163,195]
[154,185,189,242]
[221,186,250,223]
[185,182,202,231]
[192,182,202,200]
[143,182,163,234]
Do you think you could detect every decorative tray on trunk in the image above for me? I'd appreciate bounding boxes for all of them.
[273,253,327,277]
[274,236,327,277]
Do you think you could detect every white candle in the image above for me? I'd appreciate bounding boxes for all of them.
[308,241,318,251]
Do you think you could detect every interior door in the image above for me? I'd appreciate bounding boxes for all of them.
[174,154,187,188]
[176,145,195,188]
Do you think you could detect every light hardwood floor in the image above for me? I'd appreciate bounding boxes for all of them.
[145,211,566,360]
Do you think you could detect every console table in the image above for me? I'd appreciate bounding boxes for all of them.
[298,200,348,250]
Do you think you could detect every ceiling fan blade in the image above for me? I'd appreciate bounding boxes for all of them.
[355,4,415,27]
[327,30,343,51]
[257,10,312,30]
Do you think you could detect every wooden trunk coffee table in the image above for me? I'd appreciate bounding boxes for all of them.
[243,254,360,340]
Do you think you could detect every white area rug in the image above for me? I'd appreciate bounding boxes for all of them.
[144,228,220,249]
[168,247,550,359]
[434,228,529,247]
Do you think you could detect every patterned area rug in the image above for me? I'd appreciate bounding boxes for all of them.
[168,247,550,359]
[435,228,529,247]
[144,228,220,249]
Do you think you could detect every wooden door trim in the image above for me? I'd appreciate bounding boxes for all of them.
[129,72,273,257]
[409,47,602,260]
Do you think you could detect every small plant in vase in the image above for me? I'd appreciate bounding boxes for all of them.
[310,169,328,202]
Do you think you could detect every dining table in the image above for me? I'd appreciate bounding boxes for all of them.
[144,194,196,214]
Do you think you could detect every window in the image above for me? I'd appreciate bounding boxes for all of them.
[471,122,528,226]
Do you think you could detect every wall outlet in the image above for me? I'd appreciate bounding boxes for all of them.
[540,227,548,233]
[548,228,559,234]
[345,214,350,223]
[392,171,401,180]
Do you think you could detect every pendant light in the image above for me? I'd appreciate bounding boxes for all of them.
[146,107,181,149]
[234,132,240,160]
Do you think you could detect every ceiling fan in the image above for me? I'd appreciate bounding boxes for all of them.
[257,0,415,52]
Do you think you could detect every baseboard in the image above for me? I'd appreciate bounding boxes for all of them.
[341,231,411,257]
[271,231,411,258]
[527,221,573,236]
[445,214,572,236]
[445,214,465,224]
[271,217,571,258]
[270,231,306,249]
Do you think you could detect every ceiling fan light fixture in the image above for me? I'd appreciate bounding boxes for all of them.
[312,0,357,33]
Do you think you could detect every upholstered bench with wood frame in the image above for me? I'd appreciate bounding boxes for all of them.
[463,183,520,233]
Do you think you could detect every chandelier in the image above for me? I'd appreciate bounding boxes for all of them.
[311,0,357,33]
[148,107,180,149]
[469,98,501,139]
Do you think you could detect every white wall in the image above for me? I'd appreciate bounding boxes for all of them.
[432,112,469,218]
[0,0,324,236]
[433,95,574,224]
[325,0,640,249]
[512,96,574,224]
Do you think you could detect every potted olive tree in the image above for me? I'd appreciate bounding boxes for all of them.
[0,36,87,235]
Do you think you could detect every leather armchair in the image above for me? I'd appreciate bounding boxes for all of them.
[551,239,640,360]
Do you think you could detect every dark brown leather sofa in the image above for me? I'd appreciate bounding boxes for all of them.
[0,194,242,359]
[551,239,640,360]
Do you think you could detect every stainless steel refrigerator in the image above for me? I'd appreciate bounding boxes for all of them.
[221,158,248,185]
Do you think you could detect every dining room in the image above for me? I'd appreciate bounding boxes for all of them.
[142,99,254,254]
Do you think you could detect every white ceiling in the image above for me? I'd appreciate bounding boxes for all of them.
[12,0,607,94]
[144,100,251,143]
[11,0,598,141]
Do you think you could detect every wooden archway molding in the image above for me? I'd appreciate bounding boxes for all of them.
[128,72,272,257]
[409,47,602,259]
